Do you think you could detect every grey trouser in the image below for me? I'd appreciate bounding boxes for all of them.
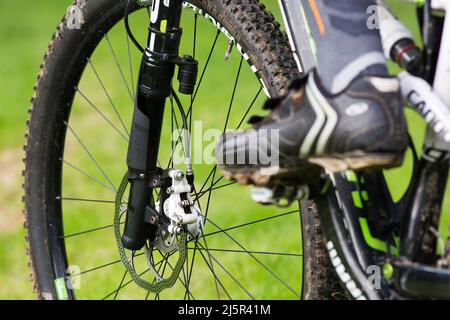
[303,0,388,93]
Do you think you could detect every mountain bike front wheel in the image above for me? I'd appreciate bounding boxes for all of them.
[23,0,343,300]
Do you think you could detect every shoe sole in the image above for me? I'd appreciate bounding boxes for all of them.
[219,153,403,186]
[308,153,404,173]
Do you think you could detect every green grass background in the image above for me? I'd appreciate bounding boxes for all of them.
[0,0,448,300]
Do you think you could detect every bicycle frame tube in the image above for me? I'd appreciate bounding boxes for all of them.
[432,0,450,103]
[277,0,312,73]
[399,1,450,262]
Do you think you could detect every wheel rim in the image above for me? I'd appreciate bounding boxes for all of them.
[56,2,303,300]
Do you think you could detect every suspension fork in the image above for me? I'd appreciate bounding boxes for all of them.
[122,0,184,250]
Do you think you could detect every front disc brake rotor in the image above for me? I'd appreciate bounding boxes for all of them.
[114,173,187,294]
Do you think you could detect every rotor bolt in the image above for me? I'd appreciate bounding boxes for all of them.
[174,215,183,224]
[149,216,158,225]
[166,187,175,194]
[174,226,183,234]
[179,200,193,207]
[139,173,146,180]
[168,224,183,235]
[174,171,185,181]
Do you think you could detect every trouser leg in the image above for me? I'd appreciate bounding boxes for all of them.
[303,0,388,93]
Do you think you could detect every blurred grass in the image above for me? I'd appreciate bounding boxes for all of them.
[0,0,448,300]
[0,1,74,299]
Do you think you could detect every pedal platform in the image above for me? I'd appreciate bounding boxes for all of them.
[251,184,310,207]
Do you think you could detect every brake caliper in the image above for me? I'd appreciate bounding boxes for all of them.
[163,169,204,239]
[114,169,203,294]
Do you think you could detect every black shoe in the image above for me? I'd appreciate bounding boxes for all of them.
[215,71,409,186]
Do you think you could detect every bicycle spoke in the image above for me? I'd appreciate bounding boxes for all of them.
[104,33,134,101]
[188,247,302,257]
[70,251,145,279]
[179,185,205,300]
[57,197,115,204]
[196,56,245,223]
[196,240,253,299]
[166,95,187,168]
[183,243,190,300]
[192,29,220,103]
[76,88,128,142]
[201,235,221,299]
[65,122,117,192]
[102,251,176,300]
[194,181,235,201]
[203,166,217,222]
[203,210,300,238]
[149,252,172,300]
[191,240,233,300]
[192,14,197,59]
[182,269,193,301]
[223,56,244,132]
[161,234,195,300]
[73,259,120,277]
[103,268,150,300]
[145,252,169,300]
[87,58,130,137]
[183,242,199,300]
[113,270,128,300]
[179,254,190,299]
[63,220,124,239]
[202,216,301,298]
[186,30,221,119]
[60,158,116,194]
[156,253,170,301]
[189,14,198,132]
[236,87,262,130]
[165,259,196,300]
[196,165,218,197]
[63,224,113,239]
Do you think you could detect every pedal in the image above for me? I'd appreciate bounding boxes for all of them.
[251,184,309,207]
